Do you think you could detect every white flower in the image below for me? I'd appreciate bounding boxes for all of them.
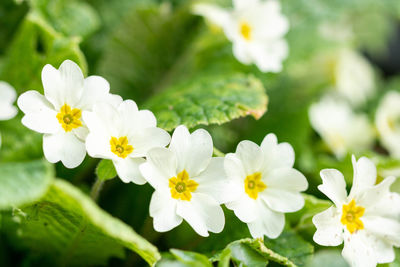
[375,91,400,158]
[309,95,374,159]
[223,133,308,238]
[0,81,18,147]
[312,156,400,267]
[17,60,111,168]
[84,98,170,184]
[194,0,289,73]
[334,49,375,107]
[139,125,227,236]
[0,81,18,121]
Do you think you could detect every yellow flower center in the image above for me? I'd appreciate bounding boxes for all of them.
[240,22,252,41]
[56,104,82,132]
[169,170,198,201]
[244,172,266,199]
[341,199,365,234]
[110,136,134,158]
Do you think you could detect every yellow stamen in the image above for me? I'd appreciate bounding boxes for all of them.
[169,170,198,201]
[56,104,82,132]
[240,22,252,41]
[110,136,134,158]
[341,199,365,234]
[244,172,266,199]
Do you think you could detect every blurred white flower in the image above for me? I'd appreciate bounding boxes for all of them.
[84,99,170,184]
[376,91,400,158]
[223,133,308,238]
[313,156,400,267]
[139,125,227,236]
[18,60,111,168]
[0,81,18,147]
[309,96,374,159]
[334,49,375,107]
[194,0,289,73]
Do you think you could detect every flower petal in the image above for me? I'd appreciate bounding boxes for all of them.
[113,157,146,184]
[149,191,182,232]
[363,215,400,246]
[43,131,86,168]
[261,188,305,213]
[129,127,171,157]
[18,90,60,134]
[225,193,258,223]
[224,153,246,182]
[0,81,17,120]
[196,157,239,204]
[177,193,225,237]
[235,140,263,175]
[318,169,347,207]
[140,147,177,192]
[349,156,377,198]
[342,232,378,267]
[77,75,110,110]
[312,206,343,246]
[260,133,295,171]
[359,176,396,213]
[247,200,284,239]
[265,168,308,192]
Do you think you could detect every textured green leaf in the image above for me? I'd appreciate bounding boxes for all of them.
[5,179,160,266]
[0,159,53,210]
[145,74,268,131]
[95,159,117,181]
[156,249,212,267]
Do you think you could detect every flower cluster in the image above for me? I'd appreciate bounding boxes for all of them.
[313,156,400,267]
[0,81,18,147]
[17,60,308,238]
[193,0,289,73]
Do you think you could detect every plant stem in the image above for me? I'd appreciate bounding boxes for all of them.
[90,178,104,202]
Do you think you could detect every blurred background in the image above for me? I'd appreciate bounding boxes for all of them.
[1,0,400,266]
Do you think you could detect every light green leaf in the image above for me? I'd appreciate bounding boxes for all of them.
[144,73,268,131]
[5,179,160,266]
[95,159,117,181]
[0,159,53,210]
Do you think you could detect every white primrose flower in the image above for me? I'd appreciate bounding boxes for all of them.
[375,91,400,159]
[334,49,375,107]
[0,81,18,147]
[223,133,308,238]
[194,0,289,73]
[313,156,400,267]
[309,95,374,159]
[84,98,170,184]
[17,60,111,168]
[139,125,228,236]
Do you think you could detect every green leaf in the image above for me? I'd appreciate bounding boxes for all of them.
[5,179,160,266]
[162,249,213,267]
[216,239,267,267]
[144,73,268,131]
[0,12,86,94]
[95,159,117,181]
[0,159,53,210]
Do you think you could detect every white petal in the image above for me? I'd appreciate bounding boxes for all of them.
[251,40,288,73]
[349,156,377,198]
[177,193,225,237]
[265,168,308,192]
[18,90,60,134]
[113,157,146,184]
[192,3,231,29]
[225,193,258,223]
[235,140,263,175]
[169,126,213,177]
[133,110,157,129]
[195,157,238,204]
[129,127,170,157]
[261,189,305,213]
[318,169,347,207]
[58,60,84,106]
[41,64,63,108]
[260,133,295,171]
[363,215,400,246]
[233,0,260,9]
[43,132,86,168]
[232,42,252,65]
[312,206,343,246]
[342,232,377,267]
[224,153,247,182]
[149,191,182,232]
[358,176,396,211]
[140,147,177,192]
[77,75,110,110]
[247,200,285,239]
[0,81,17,120]
[85,132,113,159]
